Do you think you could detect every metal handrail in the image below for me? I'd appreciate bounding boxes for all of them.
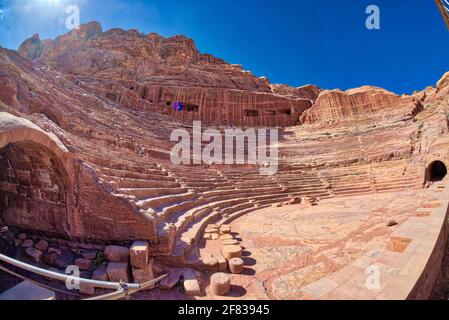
[0,253,140,290]
[0,253,167,300]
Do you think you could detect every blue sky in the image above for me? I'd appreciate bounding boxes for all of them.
[0,0,448,94]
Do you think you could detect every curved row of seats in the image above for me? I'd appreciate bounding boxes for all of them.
[54,95,425,266]
[76,138,424,266]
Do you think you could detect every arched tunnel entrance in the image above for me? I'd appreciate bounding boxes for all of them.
[427,160,448,182]
[0,141,70,235]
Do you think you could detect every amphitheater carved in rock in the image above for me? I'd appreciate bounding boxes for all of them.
[1,22,449,300]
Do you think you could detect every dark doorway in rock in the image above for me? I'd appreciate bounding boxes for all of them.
[245,110,259,117]
[429,161,447,182]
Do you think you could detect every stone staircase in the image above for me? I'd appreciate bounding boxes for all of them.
[76,145,425,267]
[53,99,426,267]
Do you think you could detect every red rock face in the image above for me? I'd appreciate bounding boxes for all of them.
[0,141,68,235]
[300,86,418,125]
[1,21,448,264]
[18,21,316,127]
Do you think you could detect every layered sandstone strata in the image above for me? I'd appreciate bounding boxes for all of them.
[0,22,448,273]
[300,86,422,125]
[18,21,317,127]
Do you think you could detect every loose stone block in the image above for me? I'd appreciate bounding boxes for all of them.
[214,254,228,272]
[220,234,234,240]
[25,247,43,263]
[197,256,218,271]
[17,233,27,240]
[387,219,398,227]
[210,273,231,296]
[205,228,219,235]
[79,283,95,296]
[222,239,239,246]
[211,234,219,240]
[229,258,244,274]
[80,250,98,260]
[130,241,149,269]
[104,245,129,263]
[75,258,93,271]
[34,240,49,252]
[221,245,242,260]
[21,239,34,249]
[92,264,108,281]
[203,233,212,241]
[106,262,130,283]
[132,260,155,289]
[48,247,62,255]
[220,225,231,234]
[183,269,201,296]
[132,263,155,289]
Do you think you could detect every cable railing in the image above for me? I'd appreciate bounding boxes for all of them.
[0,253,167,300]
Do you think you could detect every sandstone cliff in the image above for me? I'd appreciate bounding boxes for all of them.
[18,21,316,127]
[299,86,421,125]
[1,22,448,252]
[18,22,429,128]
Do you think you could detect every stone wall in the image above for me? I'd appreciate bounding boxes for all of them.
[74,162,156,242]
[0,141,69,236]
[0,112,156,242]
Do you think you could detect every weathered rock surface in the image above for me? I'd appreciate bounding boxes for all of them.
[34,240,49,252]
[130,241,149,269]
[106,262,130,283]
[17,22,316,127]
[159,268,182,290]
[183,269,201,296]
[300,86,419,125]
[79,283,95,296]
[80,250,97,260]
[210,272,231,296]
[74,258,93,271]
[25,247,43,263]
[92,264,109,281]
[104,246,129,263]
[21,240,33,249]
[221,245,243,260]
[132,263,155,288]
[1,22,449,292]
[228,257,245,274]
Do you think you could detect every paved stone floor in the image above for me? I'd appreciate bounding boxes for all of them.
[196,189,432,300]
[4,189,439,300]
[132,189,438,300]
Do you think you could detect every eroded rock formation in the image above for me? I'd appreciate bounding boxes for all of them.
[17,21,316,127]
[0,22,448,275]
[299,86,421,125]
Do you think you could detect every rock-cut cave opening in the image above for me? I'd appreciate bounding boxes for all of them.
[0,141,69,235]
[428,160,448,182]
